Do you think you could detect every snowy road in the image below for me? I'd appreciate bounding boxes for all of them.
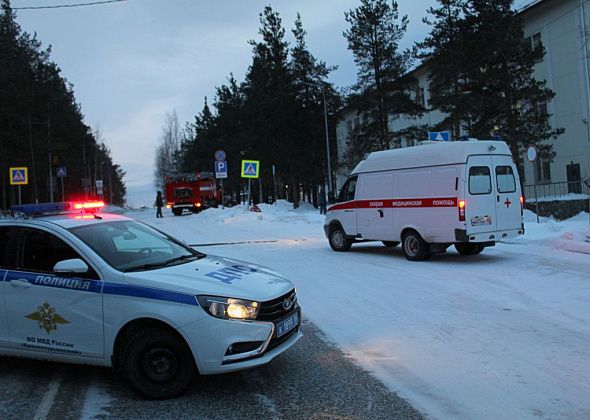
[0,321,420,419]
[132,204,590,420]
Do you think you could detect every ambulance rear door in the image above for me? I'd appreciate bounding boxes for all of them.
[492,156,522,231]
[465,156,497,234]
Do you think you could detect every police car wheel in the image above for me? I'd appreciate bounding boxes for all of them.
[382,241,400,248]
[122,328,195,399]
[402,231,431,261]
[329,227,351,252]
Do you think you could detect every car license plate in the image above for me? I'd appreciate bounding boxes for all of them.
[471,215,491,226]
[276,312,299,338]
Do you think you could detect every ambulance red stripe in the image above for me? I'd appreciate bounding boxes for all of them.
[327,197,458,212]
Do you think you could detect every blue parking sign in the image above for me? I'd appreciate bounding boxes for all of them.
[215,160,228,179]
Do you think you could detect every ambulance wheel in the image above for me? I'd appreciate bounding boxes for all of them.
[329,227,351,252]
[382,241,400,248]
[454,243,484,255]
[402,231,431,261]
[122,328,195,399]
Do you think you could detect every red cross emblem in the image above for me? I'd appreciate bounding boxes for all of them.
[504,198,511,208]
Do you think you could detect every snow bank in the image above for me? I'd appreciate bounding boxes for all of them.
[513,210,590,254]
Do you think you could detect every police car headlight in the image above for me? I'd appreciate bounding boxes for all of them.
[197,296,259,320]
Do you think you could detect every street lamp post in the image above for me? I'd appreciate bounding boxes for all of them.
[320,84,333,196]
[302,80,334,197]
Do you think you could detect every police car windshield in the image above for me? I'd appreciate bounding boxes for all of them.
[69,220,204,272]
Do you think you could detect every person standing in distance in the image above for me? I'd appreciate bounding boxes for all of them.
[319,188,327,215]
[155,191,164,218]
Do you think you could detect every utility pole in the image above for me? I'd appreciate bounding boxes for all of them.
[321,84,333,196]
[27,113,39,203]
[47,117,54,202]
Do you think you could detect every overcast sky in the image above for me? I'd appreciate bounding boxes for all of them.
[12,0,530,199]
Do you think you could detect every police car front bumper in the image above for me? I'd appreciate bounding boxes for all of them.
[180,308,302,375]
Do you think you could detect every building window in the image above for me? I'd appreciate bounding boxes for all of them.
[415,86,425,107]
[536,101,548,117]
[535,157,551,183]
[530,32,542,49]
[529,32,543,62]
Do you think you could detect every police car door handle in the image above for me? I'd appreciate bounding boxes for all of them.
[10,279,31,288]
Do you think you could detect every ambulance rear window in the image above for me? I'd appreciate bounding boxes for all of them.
[496,166,516,193]
[469,166,492,195]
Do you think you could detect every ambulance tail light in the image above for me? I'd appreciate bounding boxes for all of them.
[519,195,524,217]
[458,200,466,221]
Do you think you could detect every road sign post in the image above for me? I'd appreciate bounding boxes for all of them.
[241,160,259,206]
[272,164,277,204]
[10,167,28,205]
[527,146,540,223]
[241,160,259,178]
[214,150,226,162]
[215,161,228,179]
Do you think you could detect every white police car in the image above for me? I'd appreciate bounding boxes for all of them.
[0,202,301,399]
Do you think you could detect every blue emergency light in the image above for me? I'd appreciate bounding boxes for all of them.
[10,201,104,216]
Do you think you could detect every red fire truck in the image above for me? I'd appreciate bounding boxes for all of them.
[164,172,221,216]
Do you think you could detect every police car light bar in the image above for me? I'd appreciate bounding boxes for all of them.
[10,201,105,216]
[72,201,105,210]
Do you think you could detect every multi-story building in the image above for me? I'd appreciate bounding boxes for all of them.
[336,0,590,197]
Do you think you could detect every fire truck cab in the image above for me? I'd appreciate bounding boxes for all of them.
[164,172,221,216]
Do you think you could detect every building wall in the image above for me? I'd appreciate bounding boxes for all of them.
[335,0,590,192]
[522,0,590,186]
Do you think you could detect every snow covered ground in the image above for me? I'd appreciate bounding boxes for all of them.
[127,202,590,420]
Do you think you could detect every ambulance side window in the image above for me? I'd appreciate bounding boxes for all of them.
[18,228,99,280]
[468,167,492,195]
[337,176,358,202]
[496,166,516,193]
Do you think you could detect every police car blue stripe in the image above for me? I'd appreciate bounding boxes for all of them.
[2,270,197,307]
[102,282,198,306]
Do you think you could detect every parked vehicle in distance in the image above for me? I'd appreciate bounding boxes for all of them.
[164,172,222,216]
[324,140,525,261]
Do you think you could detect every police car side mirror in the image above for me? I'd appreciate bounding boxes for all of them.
[53,259,89,274]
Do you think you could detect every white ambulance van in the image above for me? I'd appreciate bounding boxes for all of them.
[324,140,524,261]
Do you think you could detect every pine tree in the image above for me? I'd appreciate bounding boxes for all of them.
[344,0,423,157]
[418,0,468,140]
[290,13,340,194]
[243,6,298,202]
[462,0,563,166]
[0,0,126,207]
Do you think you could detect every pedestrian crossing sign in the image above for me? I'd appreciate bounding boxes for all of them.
[241,160,260,179]
[9,167,28,185]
